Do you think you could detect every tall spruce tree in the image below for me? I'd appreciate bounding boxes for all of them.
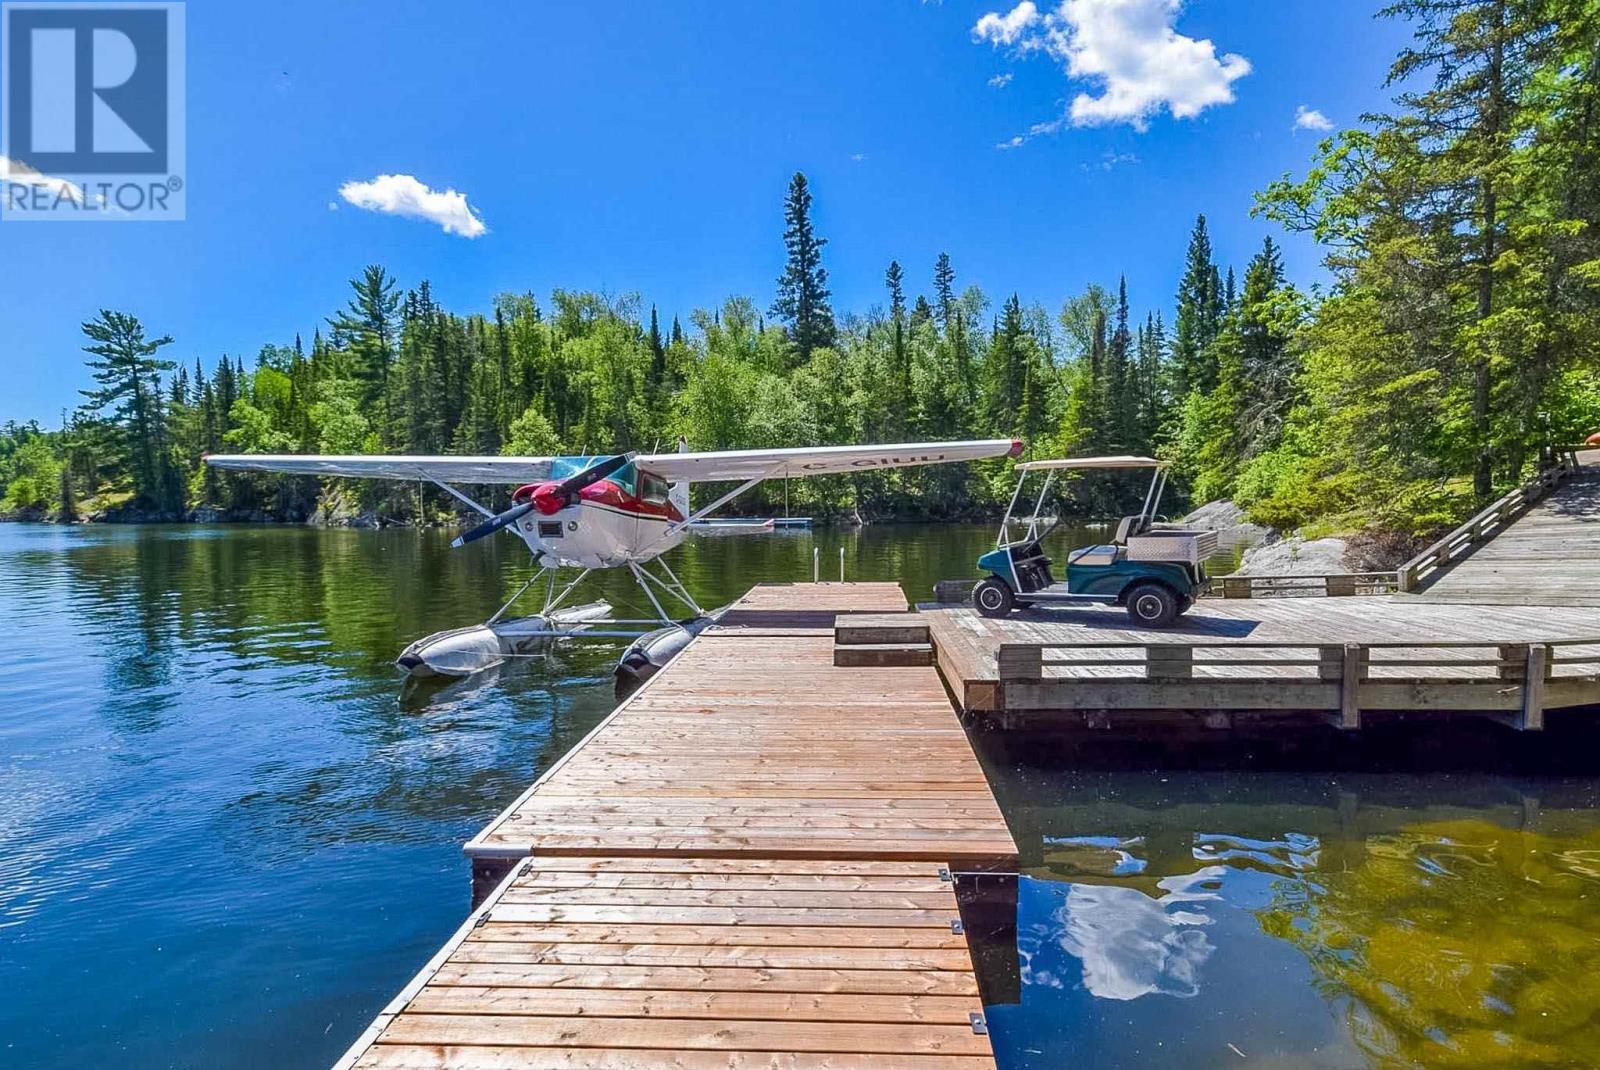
[885,260,909,434]
[983,295,1031,434]
[328,265,400,428]
[933,253,957,332]
[770,172,835,360]
[1172,215,1224,398]
[1106,276,1137,448]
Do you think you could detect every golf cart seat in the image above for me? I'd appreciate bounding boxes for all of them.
[1112,514,1149,544]
[1068,544,1118,567]
[1005,539,1055,593]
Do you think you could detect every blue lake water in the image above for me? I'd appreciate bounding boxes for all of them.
[3,523,1598,1069]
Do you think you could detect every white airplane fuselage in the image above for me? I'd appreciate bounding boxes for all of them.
[508,468,690,570]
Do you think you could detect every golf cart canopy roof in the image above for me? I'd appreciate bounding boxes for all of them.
[1015,455,1165,472]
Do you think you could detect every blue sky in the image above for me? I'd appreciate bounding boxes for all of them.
[0,0,1411,425]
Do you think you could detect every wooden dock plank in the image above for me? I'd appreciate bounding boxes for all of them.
[467,586,1013,870]
[355,1049,996,1070]
[341,857,994,1069]
[339,585,1010,1069]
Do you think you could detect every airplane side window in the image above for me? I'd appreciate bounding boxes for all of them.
[641,474,669,504]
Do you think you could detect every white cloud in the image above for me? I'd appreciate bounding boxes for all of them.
[850,152,868,162]
[996,135,1027,150]
[973,0,1250,133]
[1294,104,1333,132]
[988,72,1015,88]
[974,1,1041,46]
[337,173,487,238]
[1082,149,1140,171]
[0,155,87,205]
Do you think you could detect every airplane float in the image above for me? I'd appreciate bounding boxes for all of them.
[206,438,1021,687]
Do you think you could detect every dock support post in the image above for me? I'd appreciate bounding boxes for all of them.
[1520,644,1547,731]
[954,872,1020,1007]
[1340,644,1366,730]
[1318,646,1342,681]
[1146,645,1193,680]
[996,644,1042,681]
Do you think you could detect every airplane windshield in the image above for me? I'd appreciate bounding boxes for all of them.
[550,456,637,495]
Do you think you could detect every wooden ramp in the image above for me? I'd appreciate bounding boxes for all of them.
[338,584,1015,1069]
[1410,449,1600,606]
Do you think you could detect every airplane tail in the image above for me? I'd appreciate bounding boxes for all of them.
[670,435,690,517]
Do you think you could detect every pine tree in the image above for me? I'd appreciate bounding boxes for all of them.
[647,305,667,393]
[1172,215,1224,398]
[1236,237,1299,453]
[328,265,400,427]
[1137,311,1169,446]
[933,253,957,332]
[885,260,909,432]
[77,311,176,510]
[1105,277,1137,448]
[770,172,835,360]
[983,295,1032,434]
[1384,0,1554,499]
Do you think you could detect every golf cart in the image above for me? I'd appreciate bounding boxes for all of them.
[973,456,1217,627]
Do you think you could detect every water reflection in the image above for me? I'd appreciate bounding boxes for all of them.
[4,521,1598,1070]
[0,520,1018,1069]
[984,767,1600,1069]
[1260,819,1600,1069]
[1027,869,1221,1000]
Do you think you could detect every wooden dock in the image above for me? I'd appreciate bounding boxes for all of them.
[337,583,1017,1069]
[925,599,1600,730]
[924,451,1600,731]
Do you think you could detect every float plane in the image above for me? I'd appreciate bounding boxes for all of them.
[206,438,1021,684]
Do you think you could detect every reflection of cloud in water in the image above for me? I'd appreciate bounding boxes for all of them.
[1027,866,1227,1001]
[1044,834,1149,876]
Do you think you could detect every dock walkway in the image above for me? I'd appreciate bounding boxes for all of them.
[1410,449,1600,605]
[337,583,1016,1069]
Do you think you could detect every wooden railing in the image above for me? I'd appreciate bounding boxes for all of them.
[1211,572,1400,598]
[1396,448,1582,592]
[994,637,1600,728]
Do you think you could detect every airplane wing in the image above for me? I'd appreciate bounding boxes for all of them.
[203,454,554,483]
[637,439,1022,483]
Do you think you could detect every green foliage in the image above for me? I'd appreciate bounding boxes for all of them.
[1247,0,1600,531]
[505,403,561,456]
[1,432,62,512]
[28,61,1600,537]
[308,380,370,453]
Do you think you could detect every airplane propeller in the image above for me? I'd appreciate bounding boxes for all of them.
[451,452,636,548]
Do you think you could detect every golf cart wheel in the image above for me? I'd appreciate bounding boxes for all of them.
[1126,582,1179,628]
[974,578,1015,618]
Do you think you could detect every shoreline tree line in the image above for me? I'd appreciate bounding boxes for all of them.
[3,0,1597,538]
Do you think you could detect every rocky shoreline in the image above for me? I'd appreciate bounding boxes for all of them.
[1182,499,1425,576]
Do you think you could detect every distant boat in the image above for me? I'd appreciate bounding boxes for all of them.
[773,516,813,529]
[688,518,777,536]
